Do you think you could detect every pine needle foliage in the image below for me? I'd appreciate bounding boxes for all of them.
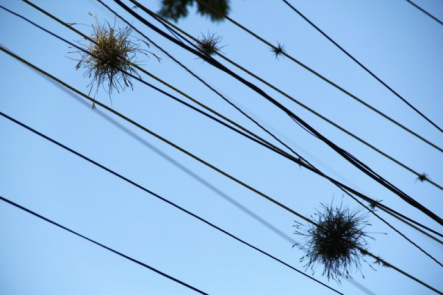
[294,202,373,282]
[158,0,230,22]
[75,19,145,96]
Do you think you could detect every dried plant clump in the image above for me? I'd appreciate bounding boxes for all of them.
[417,172,429,183]
[271,42,285,58]
[293,202,373,282]
[198,32,222,56]
[75,19,145,96]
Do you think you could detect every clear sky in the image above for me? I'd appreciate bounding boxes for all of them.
[1,0,442,294]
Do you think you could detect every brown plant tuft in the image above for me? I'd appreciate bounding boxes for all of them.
[75,18,145,97]
[294,202,373,282]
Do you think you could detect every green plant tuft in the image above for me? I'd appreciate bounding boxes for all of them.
[75,19,145,97]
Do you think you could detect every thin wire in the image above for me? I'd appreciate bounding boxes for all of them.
[0,195,208,295]
[281,0,443,133]
[21,0,288,159]
[406,0,443,26]
[3,3,443,291]
[193,0,443,154]
[2,32,439,249]
[192,0,443,190]
[121,0,443,227]
[8,0,443,263]
[336,186,443,268]
[3,5,442,249]
[62,0,443,203]
[18,1,443,245]
[0,113,344,295]
[0,76,378,295]
[1,49,440,295]
[125,0,443,234]
[7,0,443,250]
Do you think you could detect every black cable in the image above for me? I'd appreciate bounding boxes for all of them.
[20,0,292,162]
[0,195,208,295]
[5,1,443,262]
[119,0,443,227]
[0,113,344,295]
[1,48,440,293]
[191,0,443,188]
[3,4,442,252]
[281,0,443,133]
[193,0,443,155]
[96,1,307,182]
[2,2,440,290]
[3,6,442,262]
[2,32,438,252]
[406,0,443,26]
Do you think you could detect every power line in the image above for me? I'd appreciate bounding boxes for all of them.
[406,0,443,26]
[0,113,344,295]
[2,9,441,252]
[5,0,443,263]
[13,2,443,242]
[1,49,440,295]
[2,4,442,292]
[281,0,443,133]
[17,19,443,251]
[0,195,209,295]
[2,33,438,251]
[194,0,443,154]
[35,0,426,225]
[120,0,443,227]
[3,4,442,259]
[21,0,294,161]
[130,2,443,190]
[22,38,443,275]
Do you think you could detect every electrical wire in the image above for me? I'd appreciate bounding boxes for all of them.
[281,0,443,133]
[0,195,209,295]
[2,29,439,251]
[406,0,443,26]
[135,2,443,190]
[3,6,442,257]
[21,0,295,163]
[0,72,385,295]
[28,0,443,198]
[8,0,443,263]
[193,0,443,154]
[0,113,344,295]
[17,1,443,246]
[1,48,440,295]
[1,2,442,292]
[119,0,443,227]
[3,4,443,261]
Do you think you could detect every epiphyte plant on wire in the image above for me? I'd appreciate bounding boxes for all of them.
[73,13,157,100]
[197,32,223,57]
[293,201,375,282]
[271,42,285,58]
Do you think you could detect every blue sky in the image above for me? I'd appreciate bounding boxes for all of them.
[1,0,442,294]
